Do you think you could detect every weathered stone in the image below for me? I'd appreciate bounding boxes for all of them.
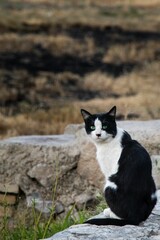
[27,163,54,188]
[0,183,19,194]
[0,135,80,197]
[0,194,17,205]
[55,202,64,215]
[74,192,98,210]
[27,195,53,214]
[0,120,160,220]
[152,155,160,189]
[0,205,14,218]
[26,193,64,215]
[41,191,160,240]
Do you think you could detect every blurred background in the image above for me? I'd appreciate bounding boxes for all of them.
[0,0,159,139]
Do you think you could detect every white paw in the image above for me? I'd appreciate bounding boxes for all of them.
[103,208,121,219]
[103,208,111,217]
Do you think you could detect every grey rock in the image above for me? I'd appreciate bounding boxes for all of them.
[0,120,160,218]
[55,202,64,215]
[27,163,54,187]
[26,193,64,215]
[0,133,96,216]
[152,155,160,189]
[0,134,80,193]
[27,194,53,214]
[74,192,97,210]
[40,191,160,240]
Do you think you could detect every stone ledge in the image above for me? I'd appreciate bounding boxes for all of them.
[0,134,75,147]
[41,190,160,240]
[0,183,19,194]
[0,194,17,205]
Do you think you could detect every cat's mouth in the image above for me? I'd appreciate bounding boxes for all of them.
[95,136,106,142]
[94,134,112,142]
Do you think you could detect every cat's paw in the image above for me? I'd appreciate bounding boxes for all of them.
[103,208,111,217]
[103,208,121,219]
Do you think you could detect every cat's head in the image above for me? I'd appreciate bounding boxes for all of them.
[81,106,117,143]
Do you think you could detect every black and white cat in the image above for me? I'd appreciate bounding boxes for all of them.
[81,106,157,226]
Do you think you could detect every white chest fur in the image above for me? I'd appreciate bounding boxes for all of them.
[95,128,124,181]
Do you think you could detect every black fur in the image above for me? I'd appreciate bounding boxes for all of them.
[81,106,117,137]
[84,218,139,226]
[81,106,157,226]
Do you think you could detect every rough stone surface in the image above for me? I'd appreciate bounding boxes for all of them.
[41,191,160,240]
[0,134,80,196]
[0,134,96,216]
[0,194,17,205]
[152,155,160,189]
[27,163,55,188]
[0,120,160,218]
[26,193,64,215]
[0,183,19,194]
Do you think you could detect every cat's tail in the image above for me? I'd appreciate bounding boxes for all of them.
[84,218,139,226]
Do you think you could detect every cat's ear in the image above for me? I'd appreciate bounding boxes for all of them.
[81,109,92,120]
[108,106,116,118]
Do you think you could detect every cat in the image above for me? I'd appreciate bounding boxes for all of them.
[81,106,157,226]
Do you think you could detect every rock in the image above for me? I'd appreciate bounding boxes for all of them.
[40,191,160,240]
[0,134,96,216]
[27,163,54,188]
[152,155,160,189]
[0,183,19,218]
[0,194,17,205]
[74,192,98,210]
[0,183,19,194]
[0,120,160,219]
[55,202,64,215]
[27,195,53,214]
[0,135,80,197]
[27,194,64,215]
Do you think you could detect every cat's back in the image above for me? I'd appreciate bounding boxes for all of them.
[119,131,152,177]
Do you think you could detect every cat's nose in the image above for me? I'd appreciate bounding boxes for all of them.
[96,133,101,137]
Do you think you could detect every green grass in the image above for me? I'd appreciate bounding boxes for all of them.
[1,205,88,240]
[0,192,106,240]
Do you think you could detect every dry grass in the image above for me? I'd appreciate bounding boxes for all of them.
[0,0,160,31]
[103,42,160,64]
[0,0,159,139]
[9,0,160,7]
[0,105,82,139]
[0,59,159,140]
[0,33,96,59]
[82,59,160,118]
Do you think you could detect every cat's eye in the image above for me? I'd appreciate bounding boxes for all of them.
[102,125,107,130]
[90,126,95,130]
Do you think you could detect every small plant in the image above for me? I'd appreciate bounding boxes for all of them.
[0,190,107,240]
[0,201,90,240]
